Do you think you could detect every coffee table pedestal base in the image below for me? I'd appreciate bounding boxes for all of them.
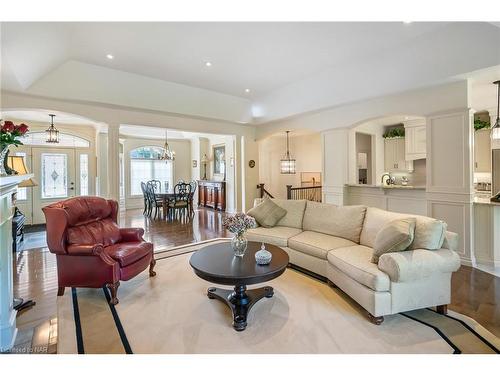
[207,285,274,331]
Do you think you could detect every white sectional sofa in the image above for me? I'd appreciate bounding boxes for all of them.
[247,199,461,324]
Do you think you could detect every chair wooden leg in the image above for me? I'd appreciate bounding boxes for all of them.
[436,304,448,315]
[106,281,120,305]
[368,313,384,325]
[149,258,157,277]
[57,286,65,296]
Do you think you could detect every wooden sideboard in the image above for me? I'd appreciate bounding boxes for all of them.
[198,180,226,211]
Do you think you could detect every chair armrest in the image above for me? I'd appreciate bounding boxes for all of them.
[378,248,461,283]
[119,227,145,242]
[67,244,104,256]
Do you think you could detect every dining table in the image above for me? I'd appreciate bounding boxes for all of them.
[154,189,177,220]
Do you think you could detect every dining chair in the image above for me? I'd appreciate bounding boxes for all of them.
[189,180,197,213]
[146,181,163,219]
[168,182,192,219]
[148,179,161,192]
[140,182,149,215]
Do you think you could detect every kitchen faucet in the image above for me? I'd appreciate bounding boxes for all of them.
[381,172,393,185]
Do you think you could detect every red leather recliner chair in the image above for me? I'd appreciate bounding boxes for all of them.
[43,196,156,305]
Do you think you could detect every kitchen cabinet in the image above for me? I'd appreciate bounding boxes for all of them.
[384,138,413,172]
[474,128,491,173]
[404,123,426,160]
[357,152,368,169]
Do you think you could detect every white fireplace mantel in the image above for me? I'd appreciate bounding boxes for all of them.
[0,173,32,352]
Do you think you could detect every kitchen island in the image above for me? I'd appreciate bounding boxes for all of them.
[344,184,427,216]
[473,197,500,274]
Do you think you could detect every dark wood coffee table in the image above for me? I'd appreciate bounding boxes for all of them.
[189,241,289,331]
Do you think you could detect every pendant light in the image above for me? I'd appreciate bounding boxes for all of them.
[46,114,59,143]
[280,130,296,174]
[491,80,500,140]
[160,130,175,161]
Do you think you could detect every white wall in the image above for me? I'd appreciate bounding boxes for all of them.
[256,81,469,140]
[27,61,253,123]
[2,91,259,213]
[319,81,474,265]
[258,133,322,199]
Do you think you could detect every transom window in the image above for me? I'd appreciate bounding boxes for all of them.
[130,146,173,196]
[20,132,90,147]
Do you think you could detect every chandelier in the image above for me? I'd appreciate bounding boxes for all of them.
[160,130,175,161]
[46,114,59,143]
[280,130,296,174]
[491,80,500,140]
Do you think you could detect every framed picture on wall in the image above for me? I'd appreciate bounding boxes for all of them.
[213,144,225,178]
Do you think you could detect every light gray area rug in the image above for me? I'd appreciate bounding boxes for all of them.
[57,240,499,354]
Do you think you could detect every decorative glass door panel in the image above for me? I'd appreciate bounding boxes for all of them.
[32,148,76,224]
[41,153,68,199]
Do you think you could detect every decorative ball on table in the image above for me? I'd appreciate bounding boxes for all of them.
[255,242,272,265]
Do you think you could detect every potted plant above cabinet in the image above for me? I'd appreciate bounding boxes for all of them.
[383,127,414,172]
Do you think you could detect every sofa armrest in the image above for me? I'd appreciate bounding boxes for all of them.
[67,243,104,256]
[119,227,145,242]
[378,248,461,282]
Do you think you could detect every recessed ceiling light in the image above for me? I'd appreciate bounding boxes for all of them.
[106,54,114,60]
[245,88,250,93]
[205,61,212,67]
[403,21,412,24]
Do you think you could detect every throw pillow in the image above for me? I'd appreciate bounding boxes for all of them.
[371,218,416,263]
[247,197,287,228]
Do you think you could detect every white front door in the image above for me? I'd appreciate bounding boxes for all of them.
[32,147,77,224]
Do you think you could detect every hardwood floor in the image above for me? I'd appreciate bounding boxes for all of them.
[12,207,499,349]
[13,207,229,337]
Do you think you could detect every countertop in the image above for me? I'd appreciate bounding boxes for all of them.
[345,183,426,190]
[473,196,500,206]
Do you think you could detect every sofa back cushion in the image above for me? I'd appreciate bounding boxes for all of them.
[371,218,416,263]
[360,207,447,250]
[269,199,307,229]
[247,197,287,228]
[302,201,367,243]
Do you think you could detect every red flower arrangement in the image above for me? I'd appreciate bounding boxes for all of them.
[1,120,29,147]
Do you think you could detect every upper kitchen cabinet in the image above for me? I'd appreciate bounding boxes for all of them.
[474,128,491,173]
[384,137,413,172]
[404,120,426,160]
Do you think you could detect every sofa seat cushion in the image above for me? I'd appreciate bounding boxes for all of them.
[327,245,390,292]
[104,241,153,267]
[247,226,303,247]
[288,231,356,259]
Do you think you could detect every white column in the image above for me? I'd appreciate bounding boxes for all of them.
[426,109,474,265]
[322,128,350,205]
[107,124,120,203]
